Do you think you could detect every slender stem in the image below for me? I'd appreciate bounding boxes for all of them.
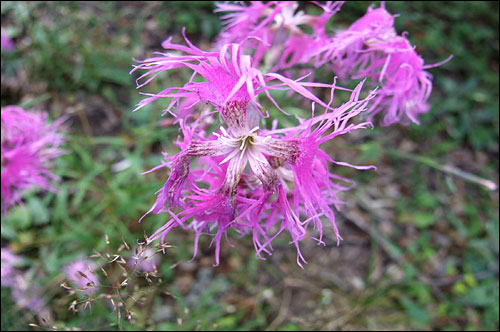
[77,106,93,138]
[385,149,497,191]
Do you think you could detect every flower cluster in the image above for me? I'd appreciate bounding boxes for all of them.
[131,35,336,118]
[133,34,376,267]
[134,2,449,267]
[215,1,343,72]
[216,2,452,125]
[1,106,66,210]
[316,4,453,125]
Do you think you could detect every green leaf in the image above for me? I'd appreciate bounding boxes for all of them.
[97,67,132,86]
[4,205,31,230]
[413,212,436,228]
[460,285,496,307]
[400,297,430,329]
[28,197,49,225]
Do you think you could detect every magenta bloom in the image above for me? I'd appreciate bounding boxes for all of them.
[317,5,452,125]
[64,259,99,295]
[132,20,378,267]
[215,1,343,71]
[1,106,66,210]
[133,4,453,267]
[131,32,335,118]
[359,37,436,125]
[1,29,14,51]
[317,6,397,79]
[139,75,376,267]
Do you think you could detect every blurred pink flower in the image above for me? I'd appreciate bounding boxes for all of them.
[64,259,99,295]
[1,248,47,312]
[128,247,160,273]
[1,247,22,287]
[1,106,66,210]
[1,29,14,51]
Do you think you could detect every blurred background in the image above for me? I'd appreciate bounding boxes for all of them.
[1,1,498,330]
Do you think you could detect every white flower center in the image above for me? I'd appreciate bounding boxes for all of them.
[215,126,271,165]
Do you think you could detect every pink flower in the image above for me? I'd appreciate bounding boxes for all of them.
[1,248,47,312]
[317,4,452,125]
[358,37,435,125]
[140,79,376,267]
[64,259,99,295]
[131,31,336,118]
[9,274,47,312]
[215,1,343,71]
[317,5,397,79]
[1,247,22,287]
[1,29,14,51]
[215,1,274,48]
[1,106,66,210]
[128,247,160,273]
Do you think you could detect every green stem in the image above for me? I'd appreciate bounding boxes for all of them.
[385,149,497,191]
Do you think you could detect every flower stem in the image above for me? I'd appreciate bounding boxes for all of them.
[385,149,497,191]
